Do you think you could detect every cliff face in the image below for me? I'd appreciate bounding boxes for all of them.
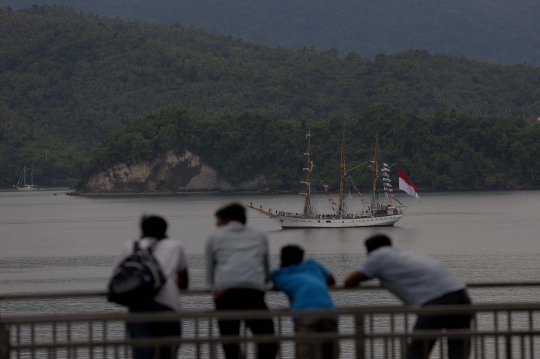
[84,150,266,193]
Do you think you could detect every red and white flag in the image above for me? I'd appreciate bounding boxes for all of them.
[398,166,419,199]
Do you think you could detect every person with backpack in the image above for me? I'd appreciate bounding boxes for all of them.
[206,203,278,359]
[109,215,189,359]
[271,245,338,359]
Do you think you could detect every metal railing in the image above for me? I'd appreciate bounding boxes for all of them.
[1,281,540,301]
[2,283,540,358]
[2,303,540,358]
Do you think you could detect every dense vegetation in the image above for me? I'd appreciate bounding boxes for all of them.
[1,6,540,186]
[2,0,540,65]
[83,106,540,191]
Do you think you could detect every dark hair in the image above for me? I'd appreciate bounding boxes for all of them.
[365,234,392,253]
[141,215,168,240]
[215,203,247,224]
[280,245,305,267]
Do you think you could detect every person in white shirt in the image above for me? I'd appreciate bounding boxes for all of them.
[206,203,277,359]
[345,234,471,359]
[111,215,189,359]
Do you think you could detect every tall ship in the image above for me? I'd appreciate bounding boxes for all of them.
[14,166,39,191]
[247,131,415,229]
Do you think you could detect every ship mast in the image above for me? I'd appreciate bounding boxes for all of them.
[302,130,312,217]
[338,130,345,218]
[370,134,378,209]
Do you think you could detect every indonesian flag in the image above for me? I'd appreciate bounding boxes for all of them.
[398,166,419,199]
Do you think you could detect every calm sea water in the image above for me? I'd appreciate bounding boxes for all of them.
[1,189,540,316]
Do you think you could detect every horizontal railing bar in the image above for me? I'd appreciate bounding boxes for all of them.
[3,303,540,324]
[465,281,540,288]
[8,330,540,350]
[0,291,109,300]
[1,281,540,301]
[9,333,356,349]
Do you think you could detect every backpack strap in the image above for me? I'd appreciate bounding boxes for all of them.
[133,238,160,254]
[147,239,160,254]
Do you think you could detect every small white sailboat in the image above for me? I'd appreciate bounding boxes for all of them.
[247,131,409,229]
[14,166,39,191]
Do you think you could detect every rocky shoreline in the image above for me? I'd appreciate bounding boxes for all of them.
[82,150,267,194]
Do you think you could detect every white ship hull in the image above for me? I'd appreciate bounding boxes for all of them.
[265,213,403,229]
[247,131,410,230]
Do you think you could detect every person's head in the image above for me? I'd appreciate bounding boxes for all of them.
[140,215,168,240]
[215,203,246,227]
[364,234,392,254]
[280,245,304,268]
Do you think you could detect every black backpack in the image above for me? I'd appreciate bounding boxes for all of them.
[108,240,167,307]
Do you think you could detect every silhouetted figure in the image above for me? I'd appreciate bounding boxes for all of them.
[345,234,471,359]
[206,203,277,359]
[272,245,338,359]
[110,215,189,359]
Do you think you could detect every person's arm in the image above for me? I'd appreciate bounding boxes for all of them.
[176,268,189,289]
[326,274,336,287]
[313,260,336,287]
[263,236,271,283]
[344,270,371,288]
[175,243,189,290]
[269,270,279,291]
[205,237,215,287]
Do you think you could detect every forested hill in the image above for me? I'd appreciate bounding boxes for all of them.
[83,106,540,191]
[1,0,540,64]
[1,6,540,185]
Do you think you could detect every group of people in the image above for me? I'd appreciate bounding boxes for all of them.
[110,203,472,359]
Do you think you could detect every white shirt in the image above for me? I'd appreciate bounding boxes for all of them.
[360,246,465,306]
[206,221,270,293]
[112,237,188,312]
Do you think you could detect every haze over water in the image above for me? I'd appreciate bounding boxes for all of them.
[1,189,540,315]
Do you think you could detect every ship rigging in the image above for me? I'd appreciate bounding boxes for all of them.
[247,130,408,229]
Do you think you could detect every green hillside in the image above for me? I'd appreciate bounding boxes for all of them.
[1,0,540,64]
[83,106,540,191]
[1,6,540,186]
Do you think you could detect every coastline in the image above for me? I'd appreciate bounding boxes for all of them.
[70,185,540,196]
[69,189,292,196]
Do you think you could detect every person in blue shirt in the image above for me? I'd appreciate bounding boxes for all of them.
[271,245,338,359]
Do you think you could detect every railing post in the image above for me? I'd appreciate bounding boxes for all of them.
[505,334,512,359]
[355,312,365,359]
[0,323,10,359]
[209,318,215,359]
